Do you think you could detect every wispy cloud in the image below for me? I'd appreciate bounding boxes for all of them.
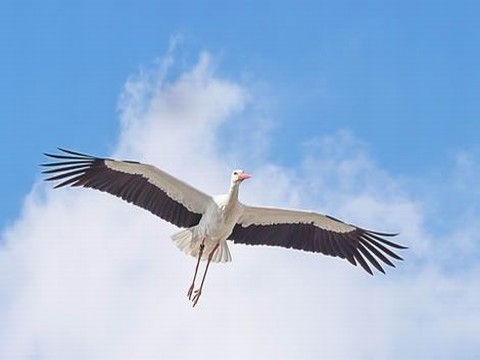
[1,49,479,359]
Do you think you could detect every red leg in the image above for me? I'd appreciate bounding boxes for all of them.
[187,238,205,300]
[191,242,220,307]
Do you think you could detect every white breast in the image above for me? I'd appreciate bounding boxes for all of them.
[195,195,243,242]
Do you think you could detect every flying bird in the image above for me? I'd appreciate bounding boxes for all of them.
[42,148,406,307]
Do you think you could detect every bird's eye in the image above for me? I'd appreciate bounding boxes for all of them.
[233,171,238,175]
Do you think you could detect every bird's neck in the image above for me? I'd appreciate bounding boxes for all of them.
[223,183,240,216]
[227,183,240,204]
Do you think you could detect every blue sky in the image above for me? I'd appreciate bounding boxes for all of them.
[2,0,480,227]
[1,1,480,359]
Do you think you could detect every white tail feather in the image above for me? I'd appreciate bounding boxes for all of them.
[171,228,232,263]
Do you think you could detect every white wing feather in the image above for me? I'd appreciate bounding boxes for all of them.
[105,160,213,215]
[237,204,356,233]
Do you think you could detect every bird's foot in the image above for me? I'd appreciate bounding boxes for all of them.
[187,284,195,300]
[191,289,202,307]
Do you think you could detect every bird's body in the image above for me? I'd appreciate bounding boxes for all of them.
[42,148,407,307]
[172,191,244,263]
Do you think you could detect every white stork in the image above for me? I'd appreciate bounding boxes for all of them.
[42,148,406,307]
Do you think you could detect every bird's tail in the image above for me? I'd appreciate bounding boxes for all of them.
[171,228,232,263]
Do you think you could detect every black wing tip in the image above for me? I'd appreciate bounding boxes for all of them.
[352,229,407,275]
[41,148,100,188]
[41,148,104,171]
[42,148,97,161]
[360,262,389,276]
[364,266,374,276]
[362,229,408,250]
[369,231,399,237]
[43,152,59,159]
[56,147,94,157]
[356,265,384,276]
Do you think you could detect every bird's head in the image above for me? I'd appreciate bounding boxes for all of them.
[231,169,251,185]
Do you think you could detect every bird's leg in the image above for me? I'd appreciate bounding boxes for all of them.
[187,238,206,300]
[191,242,220,307]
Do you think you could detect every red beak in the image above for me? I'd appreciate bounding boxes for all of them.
[239,173,252,181]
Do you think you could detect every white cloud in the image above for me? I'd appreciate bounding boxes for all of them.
[1,50,479,359]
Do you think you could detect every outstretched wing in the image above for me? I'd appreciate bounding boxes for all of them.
[42,148,213,228]
[230,205,406,275]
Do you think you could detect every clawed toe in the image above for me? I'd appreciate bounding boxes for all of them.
[192,289,202,307]
[187,284,195,300]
